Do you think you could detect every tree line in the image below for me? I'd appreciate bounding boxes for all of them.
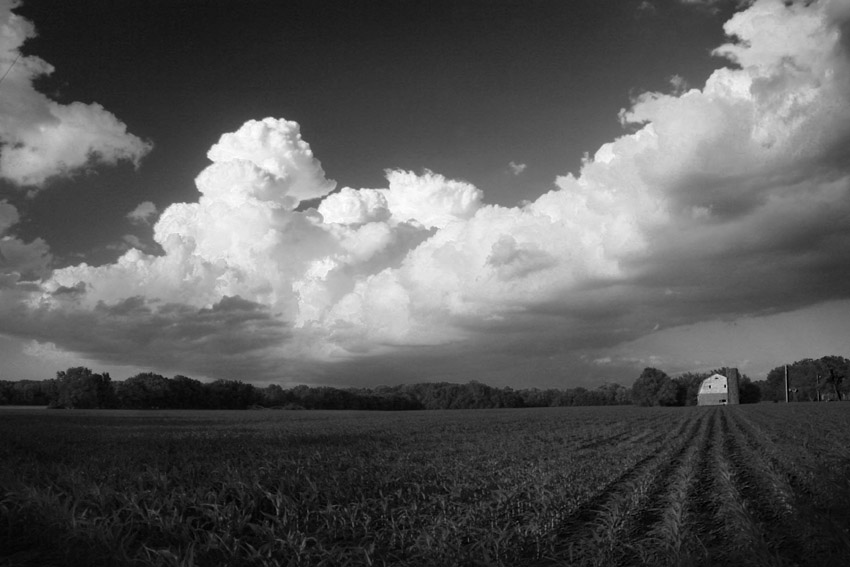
[1,356,846,410]
[630,367,762,406]
[628,356,848,406]
[0,367,631,410]
[756,355,849,402]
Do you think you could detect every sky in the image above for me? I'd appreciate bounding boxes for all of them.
[1,0,849,389]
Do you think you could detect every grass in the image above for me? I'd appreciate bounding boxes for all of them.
[2,404,850,566]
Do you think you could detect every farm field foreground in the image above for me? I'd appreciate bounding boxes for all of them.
[2,405,850,566]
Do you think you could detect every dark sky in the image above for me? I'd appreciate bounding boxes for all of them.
[1,0,849,387]
[10,0,732,265]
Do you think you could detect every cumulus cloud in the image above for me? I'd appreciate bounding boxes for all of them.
[614,0,850,316]
[1,0,849,383]
[508,161,527,175]
[318,187,390,225]
[127,201,158,225]
[0,199,18,234]
[0,199,51,286]
[0,0,151,188]
[201,118,335,207]
[40,119,342,318]
[379,169,482,229]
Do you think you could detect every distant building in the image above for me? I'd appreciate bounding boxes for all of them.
[697,367,740,406]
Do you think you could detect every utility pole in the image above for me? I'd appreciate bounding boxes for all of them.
[785,365,789,403]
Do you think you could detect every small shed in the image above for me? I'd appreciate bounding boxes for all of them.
[697,367,740,406]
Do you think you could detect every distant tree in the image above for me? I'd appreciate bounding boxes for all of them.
[518,388,547,407]
[820,356,847,401]
[757,369,786,402]
[738,375,761,404]
[41,379,59,405]
[567,387,591,406]
[596,383,631,405]
[632,367,678,407]
[22,380,53,405]
[261,384,289,407]
[52,367,115,409]
[0,379,55,405]
[511,384,632,407]
[383,394,424,410]
[0,380,12,404]
[752,379,772,401]
[497,386,525,408]
[764,356,850,402]
[764,366,790,401]
[204,380,259,409]
[790,359,821,401]
[116,373,171,409]
[673,373,708,406]
[170,375,206,409]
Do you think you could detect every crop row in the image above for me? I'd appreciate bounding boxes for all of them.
[2,405,850,566]
[526,405,850,567]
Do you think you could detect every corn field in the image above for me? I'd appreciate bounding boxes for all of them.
[2,404,849,566]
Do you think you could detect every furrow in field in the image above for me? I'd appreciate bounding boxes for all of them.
[727,409,850,565]
[469,413,688,565]
[574,430,634,451]
[626,407,713,566]
[534,411,705,566]
[703,409,777,566]
[680,407,727,565]
[724,410,807,561]
[572,414,674,453]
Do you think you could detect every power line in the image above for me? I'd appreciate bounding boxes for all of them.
[0,53,21,89]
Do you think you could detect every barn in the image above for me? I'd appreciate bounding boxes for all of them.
[697,367,740,406]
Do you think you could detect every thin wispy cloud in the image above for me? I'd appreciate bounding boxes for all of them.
[126,202,159,226]
[508,161,527,175]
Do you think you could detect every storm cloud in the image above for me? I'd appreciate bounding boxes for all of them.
[1,0,849,384]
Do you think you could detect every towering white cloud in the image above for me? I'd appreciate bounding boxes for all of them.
[201,118,336,207]
[0,0,151,188]
[2,0,849,383]
[380,169,483,229]
[318,187,390,225]
[316,169,483,230]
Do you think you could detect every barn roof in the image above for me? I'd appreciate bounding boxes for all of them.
[698,374,727,395]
